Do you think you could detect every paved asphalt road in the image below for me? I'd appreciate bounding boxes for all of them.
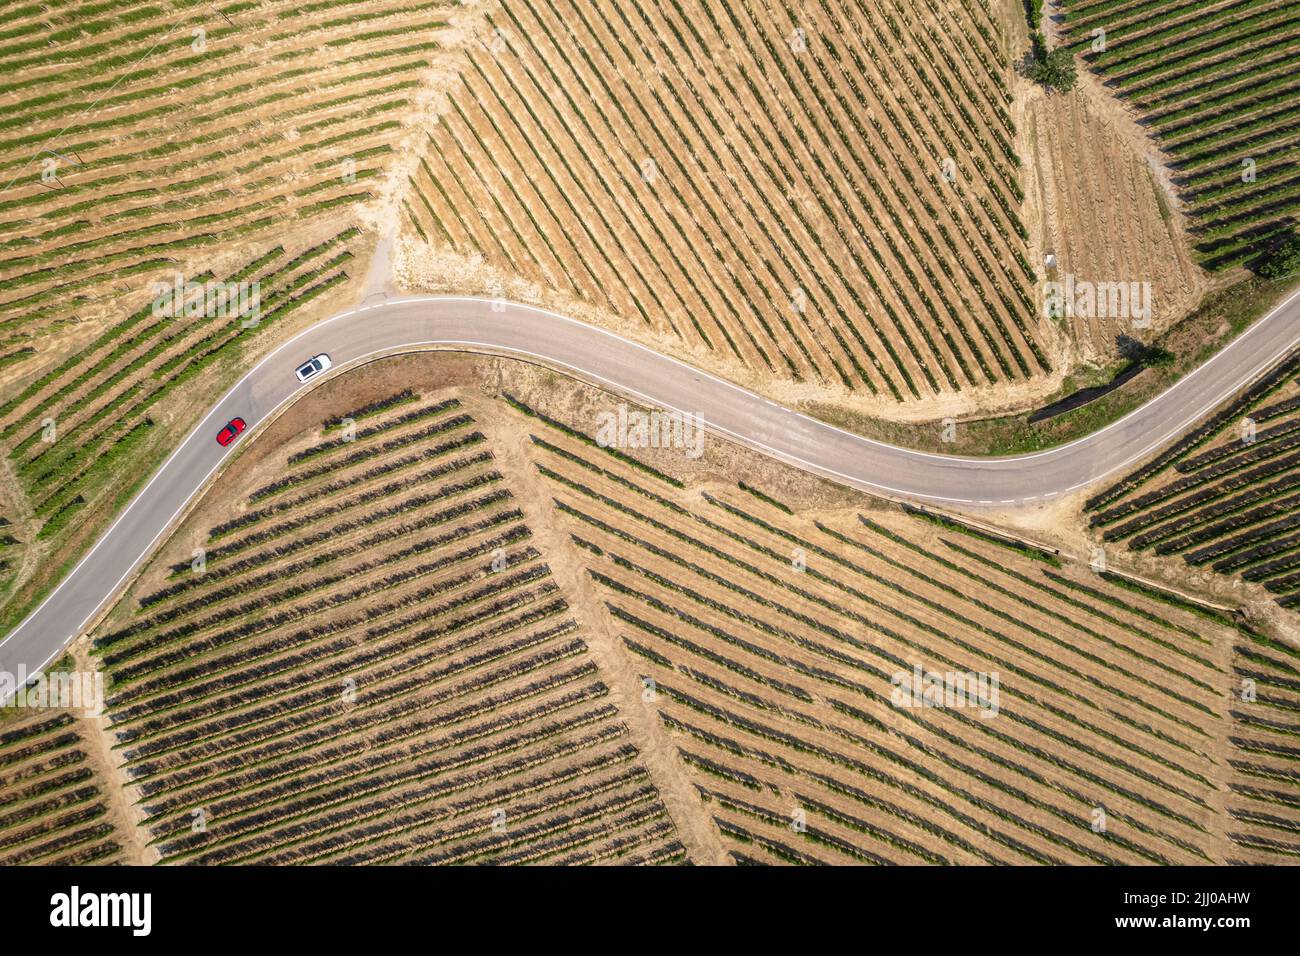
[2,290,1298,690]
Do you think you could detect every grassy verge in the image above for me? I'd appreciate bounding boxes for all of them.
[805,276,1298,455]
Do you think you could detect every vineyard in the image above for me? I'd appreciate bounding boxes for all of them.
[0,0,470,335]
[1060,0,1300,270]
[6,347,1294,865]
[1086,347,1300,613]
[0,227,367,627]
[9,0,1286,643]
[0,0,466,347]
[88,384,686,865]
[400,0,1052,407]
[0,0,504,628]
[513,394,1250,863]
[0,707,134,865]
[1224,631,1300,861]
[5,0,1300,869]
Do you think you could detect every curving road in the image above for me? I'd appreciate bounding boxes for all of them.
[2,290,1298,692]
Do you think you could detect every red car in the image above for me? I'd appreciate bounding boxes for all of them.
[216,417,246,447]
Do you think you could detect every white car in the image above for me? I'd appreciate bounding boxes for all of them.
[294,353,332,383]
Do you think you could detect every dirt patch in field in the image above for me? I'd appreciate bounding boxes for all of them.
[1021,86,1206,363]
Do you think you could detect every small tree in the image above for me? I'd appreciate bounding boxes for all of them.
[1027,33,1078,93]
[1258,231,1300,279]
[1024,0,1043,31]
[1141,344,1175,369]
